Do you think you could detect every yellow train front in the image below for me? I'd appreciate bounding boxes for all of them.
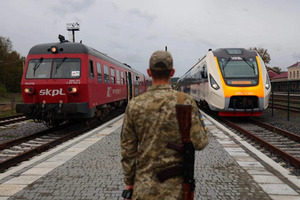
[177,48,271,116]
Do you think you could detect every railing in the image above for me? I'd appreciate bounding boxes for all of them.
[270,80,300,121]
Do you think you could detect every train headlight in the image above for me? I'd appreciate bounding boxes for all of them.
[24,87,34,94]
[209,75,220,90]
[51,46,58,54]
[68,87,78,94]
[265,74,271,90]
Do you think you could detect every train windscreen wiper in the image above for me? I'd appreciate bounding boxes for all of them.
[242,57,254,69]
[221,57,231,76]
[223,57,231,70]
[54,57,67,76]
[33,57,44,76]
[242,57,256,74]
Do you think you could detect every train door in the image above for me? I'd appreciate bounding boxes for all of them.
[126,72,133,100]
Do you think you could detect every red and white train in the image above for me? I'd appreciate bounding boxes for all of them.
[16,37,149,126]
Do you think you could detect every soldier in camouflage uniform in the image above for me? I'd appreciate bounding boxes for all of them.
[121,50,208,200]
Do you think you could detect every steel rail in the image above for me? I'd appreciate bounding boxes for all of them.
[0,126,85,172]
[250,118,300,143]
[0,115,26,126]
[0,128,53,150]
[219,117,300,168]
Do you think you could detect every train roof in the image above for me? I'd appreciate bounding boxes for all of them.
[28,42,143,75]
[212,48,257,57]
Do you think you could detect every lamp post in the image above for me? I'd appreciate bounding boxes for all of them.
[66,22,80,42]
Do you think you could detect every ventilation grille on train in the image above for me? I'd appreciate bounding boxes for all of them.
[228,96,259,109]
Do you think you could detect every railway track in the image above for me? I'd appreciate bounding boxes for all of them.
[0,122,86,172]
[218,116,300,172]
[0,114,27,127]
[0,106,125,172]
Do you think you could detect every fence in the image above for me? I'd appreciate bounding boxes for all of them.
[271,80,300,94]
[270,80,300,121]
[0,93,23,117]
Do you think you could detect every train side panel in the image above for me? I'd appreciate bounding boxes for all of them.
[205,51,225,110]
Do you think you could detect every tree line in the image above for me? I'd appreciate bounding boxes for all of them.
[0,35,25,93]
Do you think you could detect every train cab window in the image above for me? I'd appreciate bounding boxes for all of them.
[110,67,115,84]
[121,71,124,85]
[104,65,109,83]
[26,58,52,79]
[97,63,102,83]
[53,58,81,79]
[89,60,94,78]
[200,64,208,79]
[26,58,81,79]
[218,57,258,78]
[116,69,120,84]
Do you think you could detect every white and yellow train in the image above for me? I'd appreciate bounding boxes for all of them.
[177,48,271,116]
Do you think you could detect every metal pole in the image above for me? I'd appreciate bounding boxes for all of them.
[287,81,290,121]
[72,30,75,42]
[271,82,274,117]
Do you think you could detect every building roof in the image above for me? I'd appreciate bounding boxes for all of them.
[287,62,300,68]
[268,69,279,78]
[272,71,288,79]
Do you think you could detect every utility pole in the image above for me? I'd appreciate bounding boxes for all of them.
[66,22,80,42]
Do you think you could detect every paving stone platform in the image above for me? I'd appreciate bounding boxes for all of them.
[0,114,299,200]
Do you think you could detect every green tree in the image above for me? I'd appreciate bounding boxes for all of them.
[249,47,271,64]
[0,35,25,93]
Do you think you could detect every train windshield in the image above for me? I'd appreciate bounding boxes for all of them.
[52,58,81,79]
[218,57,259,78]
[26,59,52,79]
[26,58,81,79]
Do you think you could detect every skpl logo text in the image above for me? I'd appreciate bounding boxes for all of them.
[40,88,66,96]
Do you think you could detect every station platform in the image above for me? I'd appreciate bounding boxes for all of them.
[0,113,300,200]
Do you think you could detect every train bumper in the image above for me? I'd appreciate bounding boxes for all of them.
[16,102,93,120]
[208,96,265,116]
[16,103,90,114]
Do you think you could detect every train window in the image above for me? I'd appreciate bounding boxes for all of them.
[52,58,81,79]
[116,69,120,84]
[26,59,52,79]
[200,64,207,79]
[135,76,139,86]
[89,60,94,78]
[110,67,115,84]
[97,63,102,83]
[121,71,124,85]
[104,65,109,83]
[26,58,81,79]
[218,57,258,78]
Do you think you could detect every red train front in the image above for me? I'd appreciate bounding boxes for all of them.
[16,39,148,126]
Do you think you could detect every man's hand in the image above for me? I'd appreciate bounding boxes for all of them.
[123,185,133,200]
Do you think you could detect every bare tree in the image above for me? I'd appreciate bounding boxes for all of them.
[249,47,271,64]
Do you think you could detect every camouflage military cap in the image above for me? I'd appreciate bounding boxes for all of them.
[149,50,173,71]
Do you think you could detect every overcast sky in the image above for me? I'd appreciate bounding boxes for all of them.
[1,0,300,77]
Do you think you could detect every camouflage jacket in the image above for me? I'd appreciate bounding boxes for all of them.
[121,84,208,199]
